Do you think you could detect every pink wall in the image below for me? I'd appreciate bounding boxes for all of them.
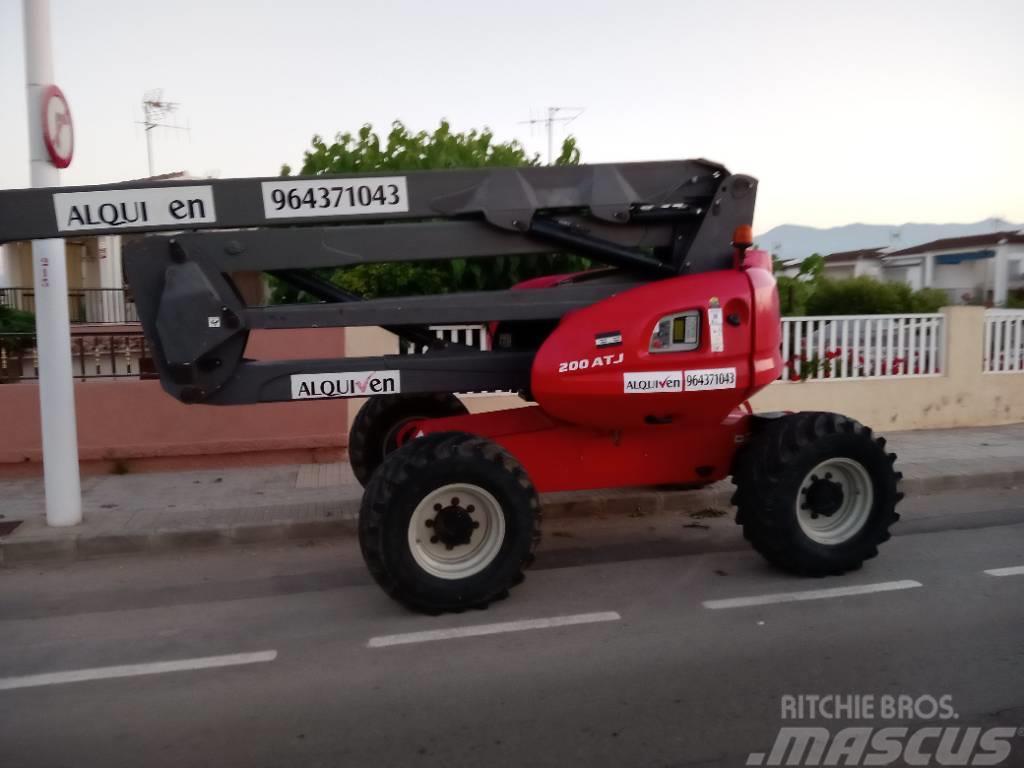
[0,329,348,473]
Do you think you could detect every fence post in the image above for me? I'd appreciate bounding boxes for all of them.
[940,305,984,391]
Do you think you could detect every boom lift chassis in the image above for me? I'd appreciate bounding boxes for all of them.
[0,160,902,613]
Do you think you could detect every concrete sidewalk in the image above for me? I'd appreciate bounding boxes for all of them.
[2,424,1023,563]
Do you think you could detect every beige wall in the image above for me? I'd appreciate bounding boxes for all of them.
[1,328,348,474]
[348,307,1024,433]
[752,307,1024,430]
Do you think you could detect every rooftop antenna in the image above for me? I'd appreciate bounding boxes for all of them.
[139,90,188,177]
[520,106,584,164]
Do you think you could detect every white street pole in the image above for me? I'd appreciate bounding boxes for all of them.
[145,125,155,177]
[23,0,82,527]
[546,107,554,166]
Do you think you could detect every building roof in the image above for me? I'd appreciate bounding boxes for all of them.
[886,231,1024,257]
[822,247,886,263]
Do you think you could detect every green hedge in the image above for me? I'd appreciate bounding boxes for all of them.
[0,306,36,352]
[0,305,35,334]
[781,275,948,316]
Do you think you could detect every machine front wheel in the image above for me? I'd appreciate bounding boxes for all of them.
[358,432,540,614]
[731,412,903,575]
[348,393,468,486]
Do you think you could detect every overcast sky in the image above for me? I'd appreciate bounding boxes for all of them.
[1,0,1021,232]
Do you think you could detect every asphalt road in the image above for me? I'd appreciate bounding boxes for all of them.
[1,487,1023,768]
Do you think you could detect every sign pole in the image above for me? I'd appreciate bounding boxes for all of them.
[23,0,82,527]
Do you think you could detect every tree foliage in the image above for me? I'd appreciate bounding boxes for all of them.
[0,306,36,352]
[274,121,585,301]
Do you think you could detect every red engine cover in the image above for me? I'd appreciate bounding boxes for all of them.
[418,254,782,492]
[530,266,781,430]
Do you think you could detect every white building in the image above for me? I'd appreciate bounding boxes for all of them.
[0,172,192,324]
[820,248,885,280]
[0,235,131,323]
[881,231,1024,305]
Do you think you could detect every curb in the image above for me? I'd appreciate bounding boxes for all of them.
[2,467,1020,565]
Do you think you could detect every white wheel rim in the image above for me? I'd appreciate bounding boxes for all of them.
[796,458,874,545]
[408,483,506,580]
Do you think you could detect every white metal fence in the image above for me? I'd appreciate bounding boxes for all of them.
[779,314,944,382]
[402,324,490,354]
[984,310,1024,374]
[402,324,502,396]
[405,317,948,385]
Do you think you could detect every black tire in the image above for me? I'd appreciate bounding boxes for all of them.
[348,393,468,486]
[359,431,541,614]
[731,412,903,576]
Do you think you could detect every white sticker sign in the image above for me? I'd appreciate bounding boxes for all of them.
[53,186,216,233]
[291,370,401,400]
[623,371,683,394]
[708,307,725,353]
[558,352,624,373]
[684,367,736,391]
[262,177,409,219]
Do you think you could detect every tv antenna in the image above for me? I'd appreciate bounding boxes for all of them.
[520,106,584,164]
[139,90,188,177]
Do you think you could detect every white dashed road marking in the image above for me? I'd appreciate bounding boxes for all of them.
[0,651,278,691]
[368,611,622,648]
[984,565,1024,577]
[702,580,923,610]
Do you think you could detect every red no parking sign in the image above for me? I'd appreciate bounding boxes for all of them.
[41,84,73,169]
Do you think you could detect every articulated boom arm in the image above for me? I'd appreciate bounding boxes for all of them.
[0,160,757,405]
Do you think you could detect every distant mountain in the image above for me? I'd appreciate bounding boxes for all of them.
[756,218,1022,262]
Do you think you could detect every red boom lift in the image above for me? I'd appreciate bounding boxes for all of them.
[0,159,903,613]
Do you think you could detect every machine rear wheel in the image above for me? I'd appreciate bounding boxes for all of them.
[731,412,903,575]
[359,432,540,614]
[348,393,468,486]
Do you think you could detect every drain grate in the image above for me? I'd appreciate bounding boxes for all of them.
[0,520,24,537]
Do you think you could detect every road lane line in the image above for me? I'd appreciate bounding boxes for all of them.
[367,611,621,648]
[984,566,1024,577]
[0,651,278,691]
[702,580,923,610]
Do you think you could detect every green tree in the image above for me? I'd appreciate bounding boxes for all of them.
[776,253,825,315]
[273,121,585,301]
